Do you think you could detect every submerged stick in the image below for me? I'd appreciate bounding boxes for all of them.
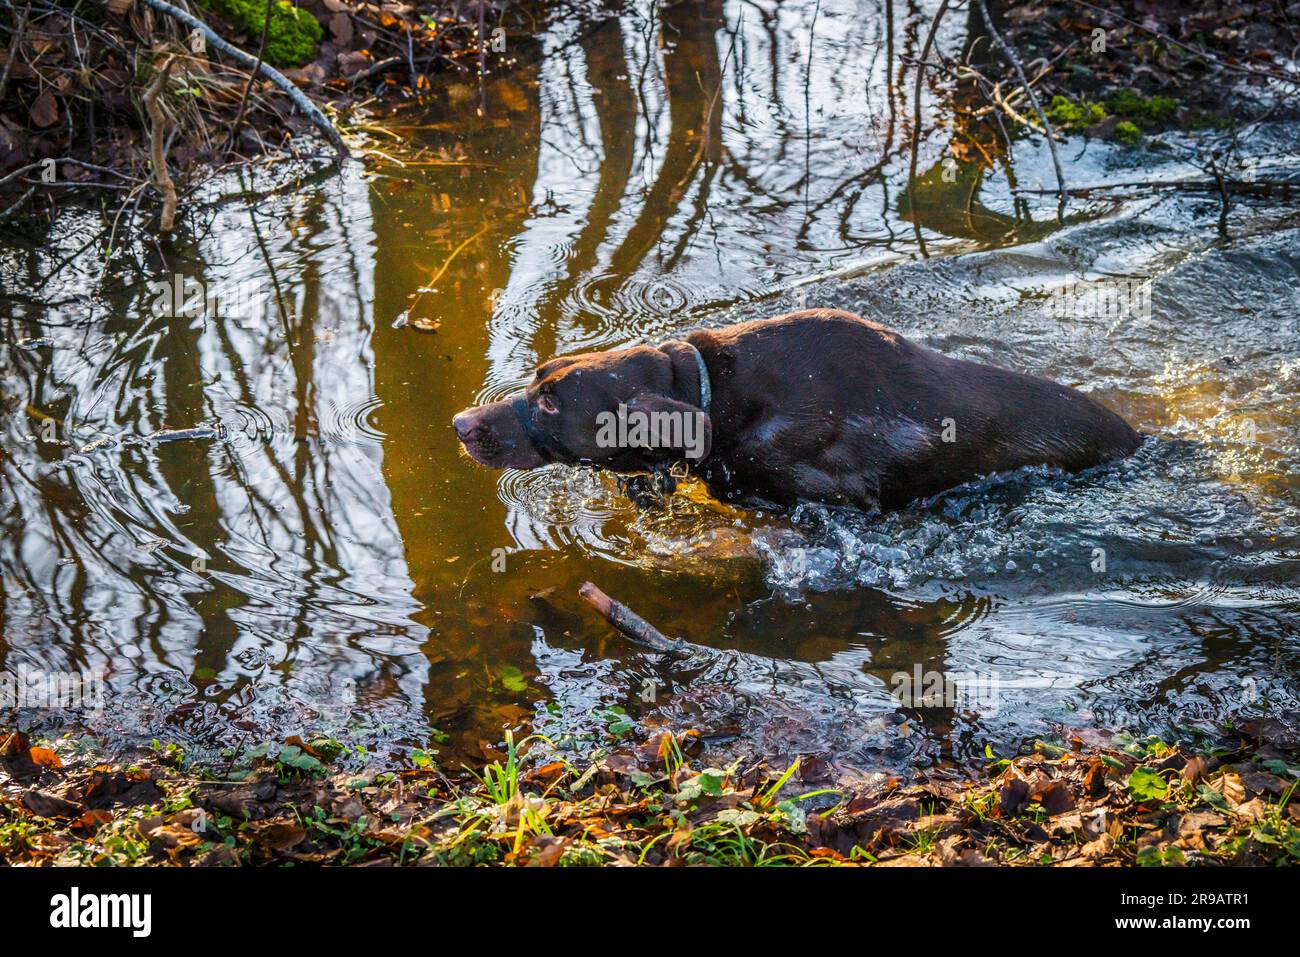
[139,0,350,162]
[578,582,690,658]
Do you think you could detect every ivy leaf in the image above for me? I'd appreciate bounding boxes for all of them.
[1127,766,1168,802]
[278,744,325,775]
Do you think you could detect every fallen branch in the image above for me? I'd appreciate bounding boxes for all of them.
[0,186,36,223]
[578,582,690,658]
[144,56,178,234]
[349,56,406,87]
[1019,176,1298,199]
[138,0,350,162]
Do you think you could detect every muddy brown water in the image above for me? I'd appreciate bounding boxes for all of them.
[2,0,1298,776]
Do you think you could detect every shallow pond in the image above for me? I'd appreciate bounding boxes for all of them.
[2,0,1298,775]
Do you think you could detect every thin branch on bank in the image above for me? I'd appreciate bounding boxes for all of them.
[144,56,178,234]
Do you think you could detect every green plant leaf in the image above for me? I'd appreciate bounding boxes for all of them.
[1127,766,1168,802]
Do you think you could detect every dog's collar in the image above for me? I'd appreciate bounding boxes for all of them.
[660,339,711,411]
[685,341,712,412]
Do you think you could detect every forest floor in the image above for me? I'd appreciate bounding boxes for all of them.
[2,714,1297,866]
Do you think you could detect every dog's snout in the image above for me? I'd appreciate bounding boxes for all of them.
[452,410,479,441]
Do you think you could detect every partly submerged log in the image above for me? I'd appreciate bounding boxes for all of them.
[578,582,690,658]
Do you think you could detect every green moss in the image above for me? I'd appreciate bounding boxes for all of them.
[1045,94,1108,133]
[200,0,323,68]
[1113,120,1142,147]
[1105,88,1179,129]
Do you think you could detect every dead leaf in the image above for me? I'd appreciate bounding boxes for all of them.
[997,777,1030,817]
[329,12,354,45]
[284,735,320,757]
[22,789,83,818]
[1034,778,1076,815]
[0,730,31,757]
[1238,769,1288,797]
[1233,798,1269,823]
[149,823,202,849]
[72,809,112,832]
[28,747,63,769]
[1081,833,1114,860]
[254,822,308,851]
[1182,755,1210,784]
[523,761,568,789]
[29,90,59,129]
[526,836,569,866]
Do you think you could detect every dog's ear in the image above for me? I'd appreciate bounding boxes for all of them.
[625,393,712,462]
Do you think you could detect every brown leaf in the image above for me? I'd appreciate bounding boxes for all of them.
[523,761,567,789]
[1215,771,1246,807]
[284,735,320,757]
[68,809,112,834]
[254,822,308,851]
[329,12,354,45]
[1081,833,1114,860]
[29,90,59,129]
[1176,810,1226,837]
[1239,715,1300,750]
[1239,769,1288,797]
[997,777,1030,817]
[1233,798,1269,823]
[0,730,31,757]
[1083,758,1108,797]
[526,836,569,867]
[28,747,63,769]
[22,789,83,818]
[205,788,260,819]
[1035,778,1077,815]
[149,823,202,849]
[1182,755,1211,784]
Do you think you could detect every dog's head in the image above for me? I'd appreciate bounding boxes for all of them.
[453,340,712,472]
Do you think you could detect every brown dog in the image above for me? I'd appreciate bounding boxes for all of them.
[453,309,1141,513]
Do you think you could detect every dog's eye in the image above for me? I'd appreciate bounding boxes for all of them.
[537,393,559,415]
